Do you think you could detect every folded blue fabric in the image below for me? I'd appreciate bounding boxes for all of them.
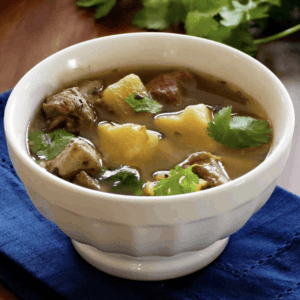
[1,89,300,300]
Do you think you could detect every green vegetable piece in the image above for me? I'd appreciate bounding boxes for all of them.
[185,11,257,56]
[133,0,187,30]
[95,0,116,19]
[77,0,109,7]
[185,12,220,38]
[28,129,75,161]
[183,0,229,16]
[125,94,162,113]
[98,167,108,176]
[220,0,270,27]
[207,107,272,149]
[154,165,199,196]
[104,169,145,196]
[223,23,257,57]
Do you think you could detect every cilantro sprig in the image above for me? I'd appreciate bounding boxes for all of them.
[76,0,300,57]
[207,107,272,149]
[125,94,162,113]
[77,0,116,19]
[100,167,145,195]
[28,129,75,161]
[153,165,199,196]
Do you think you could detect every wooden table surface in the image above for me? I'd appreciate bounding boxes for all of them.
[1,0,300,299]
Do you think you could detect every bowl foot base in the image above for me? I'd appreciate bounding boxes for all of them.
[72,237,229,281]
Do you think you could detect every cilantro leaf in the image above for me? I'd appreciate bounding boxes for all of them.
[183,0,229,16]
[133,0,187,30]
[185,12,220,38]
[125,94,162,113]
[222,23,257,57]
[185,12,256,56]
[207,107,272,149]
[95,0,116,19]
[77,0,109,7]
[101,167,145,196]
[28,129,75,161]
[220,0,270,27]
[153,165,199,196]
[185,11,232,42]
[98,167,108,176]
[77,0,116,18]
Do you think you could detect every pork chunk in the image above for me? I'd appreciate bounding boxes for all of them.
[43,138,102,179]
[180,152,230,187]
[146,71,196,105]
[78,80,105,104]
[43,87,96,131]
[73,171,101,190]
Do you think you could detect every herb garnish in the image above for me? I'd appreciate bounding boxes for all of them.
[28,129,75,161]
[98,167,108,176]
[207,106,272,149]
[100,167,145,195]
[153,165,199,196]
[76,0,300,57]
[125,94,162,113]
[77,0,117,19]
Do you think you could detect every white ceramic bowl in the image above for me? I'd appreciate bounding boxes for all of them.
[4,33,295,280]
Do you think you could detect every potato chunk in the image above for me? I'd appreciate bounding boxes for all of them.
[98,123,159,167]
[99,74,150,118]
[154,104,216,150]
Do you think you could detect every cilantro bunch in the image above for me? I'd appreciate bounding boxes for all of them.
[76,0,300,57]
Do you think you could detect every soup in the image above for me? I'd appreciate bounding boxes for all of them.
[27,68,272,196]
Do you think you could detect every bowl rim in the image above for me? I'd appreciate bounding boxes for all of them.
[4,32,295,205]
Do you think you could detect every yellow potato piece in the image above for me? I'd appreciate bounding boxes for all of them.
[98,123,159,167]
[101,74,150,118]
[154,104,216,150]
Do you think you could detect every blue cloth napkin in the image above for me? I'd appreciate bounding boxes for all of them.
[1,89,300,300]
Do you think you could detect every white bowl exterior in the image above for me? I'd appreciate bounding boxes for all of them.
[4,33,295,256]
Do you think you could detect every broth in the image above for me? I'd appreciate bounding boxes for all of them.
[27,67,272,195]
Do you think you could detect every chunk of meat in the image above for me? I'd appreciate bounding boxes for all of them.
[180,152,230,187]
[41,138,102,179]
[146,71,196,105]
[73,171,101,190]
[78,80,105,104]
[43,87,96,131]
